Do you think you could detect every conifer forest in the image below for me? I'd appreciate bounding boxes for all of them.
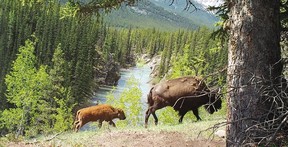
[0,0,287,146]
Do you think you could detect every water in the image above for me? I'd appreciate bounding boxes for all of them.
[92,64,152,104]
[81,64,152,131]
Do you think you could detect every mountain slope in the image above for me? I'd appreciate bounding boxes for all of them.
[149,0,219,27]
[103,1,200,31]
[60,0,218,30]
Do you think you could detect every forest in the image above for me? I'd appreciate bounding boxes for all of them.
[0,0,287,146]
[0,0,227,138]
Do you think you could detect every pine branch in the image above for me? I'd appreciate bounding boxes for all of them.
[72,0,138,14]
[169,0,199,12]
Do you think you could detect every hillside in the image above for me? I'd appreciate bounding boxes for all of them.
[59,0,219,30]
[150,0,219,27]
[103,1,198,31]
[3,119,226,147]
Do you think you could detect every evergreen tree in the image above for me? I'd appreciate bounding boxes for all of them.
[169,44,194,78]
[48,44,74,133]
[2,39,52,137]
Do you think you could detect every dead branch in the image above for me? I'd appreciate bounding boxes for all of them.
[26,131,64,145]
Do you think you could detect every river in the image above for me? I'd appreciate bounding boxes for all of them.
[81,64,152,130]
[92,64,152,105]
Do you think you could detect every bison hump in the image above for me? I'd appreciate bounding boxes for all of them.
[154,76,208,98]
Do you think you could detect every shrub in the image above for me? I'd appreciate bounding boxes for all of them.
[106,77,143,128]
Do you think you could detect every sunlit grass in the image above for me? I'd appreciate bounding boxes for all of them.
[0,115,226,146]
[148,119,226,139]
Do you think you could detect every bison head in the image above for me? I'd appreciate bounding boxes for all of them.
[116,108,126,120]
[204,90,222,114]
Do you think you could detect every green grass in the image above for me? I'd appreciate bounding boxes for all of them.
[145,118,226,138]
[0,92,227,146]
[12,118,225,146]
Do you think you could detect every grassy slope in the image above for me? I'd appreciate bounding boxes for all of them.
[0,104,227,146]
[0,119,226,146]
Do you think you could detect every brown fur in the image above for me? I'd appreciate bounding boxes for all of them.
[145,76,222,128]
[73,104,126,132]
[154,76,207,101]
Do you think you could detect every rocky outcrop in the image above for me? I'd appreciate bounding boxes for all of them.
[148,55,161,78]
[104,62,121,86]
[140,54,151,63]
[94,53,121,86]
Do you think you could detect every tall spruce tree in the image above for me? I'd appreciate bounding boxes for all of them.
[49,44,74,132]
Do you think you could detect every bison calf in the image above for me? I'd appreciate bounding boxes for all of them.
[74,104,126,132]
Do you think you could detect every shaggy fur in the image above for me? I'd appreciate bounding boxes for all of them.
[145,76,222,128]
[74,104,126,132]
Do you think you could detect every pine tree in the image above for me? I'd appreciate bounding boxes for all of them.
[49,45,74,132]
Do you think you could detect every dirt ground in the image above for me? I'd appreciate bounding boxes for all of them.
[93,131,225,147]
[4,130,225,147]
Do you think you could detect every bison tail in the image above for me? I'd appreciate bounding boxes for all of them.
[147,87,154,105]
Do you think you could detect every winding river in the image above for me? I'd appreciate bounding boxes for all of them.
[81,64,152,131]
[92,64,152,105]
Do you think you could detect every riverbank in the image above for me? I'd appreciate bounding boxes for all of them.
[91,54,156,104]
[92,63,152,104]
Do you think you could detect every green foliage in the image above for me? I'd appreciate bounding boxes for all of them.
[60,2,79,19]
[53,91,75,132]
[135,57,146,67]
[106,77,143,128]
[0,108,23,133]
[1,39,75,137]
[49,44,66,91]
[49,44,75,132]
[157,107,179,125]
[156,27,228,88]
[3,39,53,137]
[169,44,194,78]
[5,39,36,106]
[0,0,105,110]
[68,0,139,15]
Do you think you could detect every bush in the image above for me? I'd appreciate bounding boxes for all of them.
[106,77,143,128]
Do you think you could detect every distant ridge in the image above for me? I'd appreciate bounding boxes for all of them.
[103,1,199,31]
[59,0,218,31]
[149,0,218,28]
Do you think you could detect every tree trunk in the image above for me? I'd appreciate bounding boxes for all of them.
[227,0,282,146]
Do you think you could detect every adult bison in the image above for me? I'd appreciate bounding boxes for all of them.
[145,76,222,128]
[74,104,126,132]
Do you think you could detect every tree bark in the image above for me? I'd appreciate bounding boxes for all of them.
[227,0,281,146]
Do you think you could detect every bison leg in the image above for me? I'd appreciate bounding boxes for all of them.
[145,109,151,128]
[109,121,116,127]
[179,111,188,123]
[145,107,158,128]
[73,120,79,130]
[152,111,158,125]
[75,120,83,132]
[98,120,103,128]
[192,109,201,121]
